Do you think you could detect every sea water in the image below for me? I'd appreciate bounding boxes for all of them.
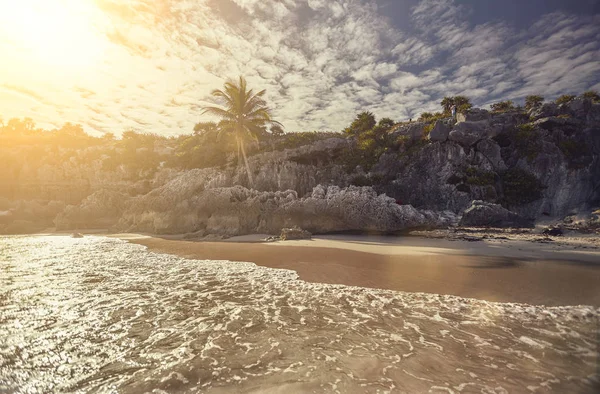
[0,236,598,393]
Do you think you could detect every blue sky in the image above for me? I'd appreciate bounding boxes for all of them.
[1,0,599,135]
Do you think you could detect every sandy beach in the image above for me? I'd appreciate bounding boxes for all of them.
[121,233,600,307]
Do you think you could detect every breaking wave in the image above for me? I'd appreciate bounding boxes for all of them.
[0,236,598,393]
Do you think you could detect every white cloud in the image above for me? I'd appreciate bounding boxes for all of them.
[0,0,598,136]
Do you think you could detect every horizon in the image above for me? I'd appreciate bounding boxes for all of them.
[1,0,599,137]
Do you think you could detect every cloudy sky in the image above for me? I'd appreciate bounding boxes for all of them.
[1,0,599,136]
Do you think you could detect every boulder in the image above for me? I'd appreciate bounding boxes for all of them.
[392,122,427,142]
[489,112,530,135]
[566,98,592,118]
[448,121,490,146]
[428,120,452,142]
[542,227,563,236]
[456,108,491,123]
[530,103,559,120]
[534,117,581,133]
[459,200,533,228]
[280,226,312,240]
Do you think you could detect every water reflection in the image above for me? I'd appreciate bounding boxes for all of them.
[0,236,598,393]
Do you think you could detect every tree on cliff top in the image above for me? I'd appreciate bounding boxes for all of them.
[440,96,472,115]
[491,100,516,113]
[583,90,600,103]
[525,95,544,111]
[344,111,376,136]
[201,76,282,186]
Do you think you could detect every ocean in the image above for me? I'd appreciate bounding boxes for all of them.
[0,235,598,393]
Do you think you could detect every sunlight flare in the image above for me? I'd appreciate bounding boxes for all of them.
[0,0,107,71]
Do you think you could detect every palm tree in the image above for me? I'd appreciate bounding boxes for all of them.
[201,76,282,186]
[440,97,454,115]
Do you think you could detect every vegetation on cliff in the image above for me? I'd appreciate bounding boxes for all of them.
[1,88,599,234]
[200,76,282,186]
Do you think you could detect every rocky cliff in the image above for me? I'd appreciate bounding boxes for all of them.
[2,97,599,236]
[375,98,600,218]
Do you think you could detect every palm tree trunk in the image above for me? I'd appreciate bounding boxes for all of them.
[240,140,253,187]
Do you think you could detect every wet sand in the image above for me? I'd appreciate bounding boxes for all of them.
[125,234,600,307]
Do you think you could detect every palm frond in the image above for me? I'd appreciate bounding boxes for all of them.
[200,106,236,120]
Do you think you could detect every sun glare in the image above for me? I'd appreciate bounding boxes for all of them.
[0,0,107,71]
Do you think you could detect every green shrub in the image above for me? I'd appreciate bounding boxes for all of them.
[555,95,576,105]
[465,167,496,186]
[513,124,541,162]
[418,112,434,121]
[524,95,544,111]
[501,168,544,207]
[582,90,600,103]
[490,100,516,113]
[395,135,410,148]
[274,131,341,150]
[423,122,434,137]
[446,174,463,185]
[340,140,385,173]
[343,112,376,136]
[441,96,473,115]
[398,139,431,158]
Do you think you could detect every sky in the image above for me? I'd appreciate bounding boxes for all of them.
[0,0,599,136]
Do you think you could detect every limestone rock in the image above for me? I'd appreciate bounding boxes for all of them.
[448,121,490,146]
[428,120,452,142]
[530,103,560,120]
[566,98,592,118]
[55,189,131,230]
[280,226,312,240]
[456,108,491,123]
[534,117,581,133]
[488,112,529,135]
[476,139,506,171]
[392,122,427,142]
[459,201,533,228]
[542,227,563,236]
[113,181,452,236]
[587,103,600,124]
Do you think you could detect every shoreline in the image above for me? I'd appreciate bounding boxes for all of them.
[113,233,600,307]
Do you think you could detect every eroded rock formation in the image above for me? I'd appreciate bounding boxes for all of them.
[459,200,533,228]
[2,99,599,235]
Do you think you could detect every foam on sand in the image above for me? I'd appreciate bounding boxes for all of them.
[0,235,598,393]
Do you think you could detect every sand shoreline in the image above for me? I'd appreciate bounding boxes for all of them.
[109,233,600,307]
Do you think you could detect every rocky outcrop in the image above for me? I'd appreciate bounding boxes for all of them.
[456,108,491,123]
[391,122,427,142]
[448,121,493,146]
[280,226,312,240]
[428,120,452,142]
[2,99,599,235]
[55,190,131,230]
[376,102,600,219]
[476,139,506,171]
[0,199,66,234]
[111,181,455,236]
[459,201,533,228]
